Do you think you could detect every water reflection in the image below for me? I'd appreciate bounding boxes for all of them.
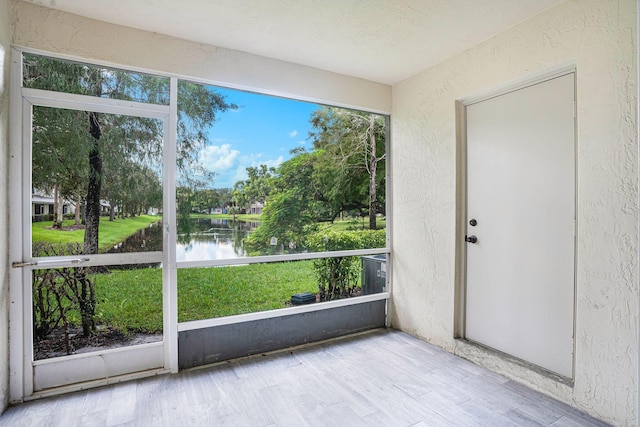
[109,218,257,261]
[109,221,163,253]
[176,218,257,261]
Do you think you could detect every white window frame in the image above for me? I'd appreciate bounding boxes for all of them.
[9,47,392,401]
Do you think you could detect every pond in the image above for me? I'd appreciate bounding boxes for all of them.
[108,218,258,261]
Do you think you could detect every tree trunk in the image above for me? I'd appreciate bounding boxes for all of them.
[109,201,115,221]
[368,115,377,231]
[80,108,102,337]
[77,267,96,338]
[56,189,64,225]
[74,201,81,225]
[52,187,58,225]
[83,110,102,256]
[52,186,62,228]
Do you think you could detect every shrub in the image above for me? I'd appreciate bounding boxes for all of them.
[306,229,386,300]
[32,242,97,354]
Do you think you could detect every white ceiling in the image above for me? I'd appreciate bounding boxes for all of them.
[26,0,564,85]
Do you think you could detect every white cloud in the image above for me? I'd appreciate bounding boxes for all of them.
[259,156,285,169]
[198,145,286,188]
[198,144,240,172]
[288,130,298,138]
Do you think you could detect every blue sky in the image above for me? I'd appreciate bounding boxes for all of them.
[197,86,321,189]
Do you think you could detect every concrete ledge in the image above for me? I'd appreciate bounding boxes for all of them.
[178,300,386,369]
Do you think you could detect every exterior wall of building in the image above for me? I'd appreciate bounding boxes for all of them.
[0,0,10,414]
[391,0,638,424]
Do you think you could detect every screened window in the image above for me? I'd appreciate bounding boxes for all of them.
[23,53,170,105]
[22,53,390,336]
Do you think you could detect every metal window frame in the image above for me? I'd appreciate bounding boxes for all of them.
[9,47,392,401]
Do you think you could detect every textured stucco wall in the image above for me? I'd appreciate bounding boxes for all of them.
[391,0,637,425]
[10,1,390,113]
[0,0,10,415]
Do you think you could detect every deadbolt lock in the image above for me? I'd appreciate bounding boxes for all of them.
[465,235,478,244]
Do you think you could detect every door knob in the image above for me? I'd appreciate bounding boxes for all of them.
[465,235,478,244]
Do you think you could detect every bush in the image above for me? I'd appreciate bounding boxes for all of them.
[306,229,385,300]
[32,242,97,354]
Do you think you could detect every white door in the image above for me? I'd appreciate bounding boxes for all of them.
[20,98,170,394]
[465,73,575,378]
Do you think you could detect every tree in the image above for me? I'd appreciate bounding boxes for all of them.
[195,189,219,214]
[243,105,387,254]
[233,164,275,211]
[216,188,234,210]
[244,150,325,252]
[310,107,386,229]
[32,106,92,227]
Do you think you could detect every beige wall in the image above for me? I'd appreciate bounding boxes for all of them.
[391,0,638,425]
[0,0,10,414]
[11,1,391,114]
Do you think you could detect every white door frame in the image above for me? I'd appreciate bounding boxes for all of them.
[456,65,578,378]
[9,49,178,400]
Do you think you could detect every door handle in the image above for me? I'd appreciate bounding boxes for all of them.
[12,258,89,268]
[465,235,478,244]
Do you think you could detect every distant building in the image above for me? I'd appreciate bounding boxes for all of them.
[31,193,73,222]
[248,201,264,215]
[32,191,111,222]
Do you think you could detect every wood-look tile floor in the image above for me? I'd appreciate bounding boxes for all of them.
[0,329,609,426]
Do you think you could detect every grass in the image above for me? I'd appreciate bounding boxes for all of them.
[94,266,164,332]
[317,217,386,232]
[92,261,317,333]
[32,215,161,252]
[178,260,317,322]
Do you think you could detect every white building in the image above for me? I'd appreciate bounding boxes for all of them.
[30,193,73,222]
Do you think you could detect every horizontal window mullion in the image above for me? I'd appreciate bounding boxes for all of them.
[22,87,170,118]
[176,247,389,269]
[21,252,163,269]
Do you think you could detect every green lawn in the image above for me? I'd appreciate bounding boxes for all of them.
[93,261,317,332]
[317,217,386,232]
[32,215,161,252]
[93,266,164,332]
[178,260,317,322]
